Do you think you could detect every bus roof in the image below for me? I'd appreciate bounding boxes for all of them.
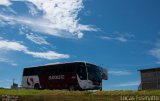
[24,61,99,69]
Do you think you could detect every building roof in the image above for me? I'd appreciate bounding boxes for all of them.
[138,67,160,71]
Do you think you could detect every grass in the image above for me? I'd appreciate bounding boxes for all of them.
[0,89,160,101]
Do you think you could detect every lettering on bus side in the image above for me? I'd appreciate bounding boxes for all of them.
[48,75,65,80]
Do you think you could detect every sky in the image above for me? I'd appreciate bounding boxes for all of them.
[0,0,160,90]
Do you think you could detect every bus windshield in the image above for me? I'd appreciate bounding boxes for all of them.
[87,63,102,81]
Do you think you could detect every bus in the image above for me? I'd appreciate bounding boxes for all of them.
[21,61,108,90]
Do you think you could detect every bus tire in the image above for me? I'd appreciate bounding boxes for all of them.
[100,87,102,91]
[34,83,40,90]
[68,85,75,91]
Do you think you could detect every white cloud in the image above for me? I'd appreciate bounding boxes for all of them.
[26,2,39,16]
[149,39,160,63]
[25,51,69,60]
[26,33,49,45]
[0,58,18,66]
[100,36,128,42]
[0,39,70,60]
[0,0,12,6]
[108,70,132,76]
[1,7,17,14]
[0,14,96,38]
[150,48,160,63]
[0,0,96,38]
[114,81,139,87]
[0,40,27,51]
[100,32,134,42]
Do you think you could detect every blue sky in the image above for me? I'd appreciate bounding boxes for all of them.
[0,0,160,90]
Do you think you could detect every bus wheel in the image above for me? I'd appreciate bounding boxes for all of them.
[68,85,75,91]
[34,83,40,90]
[100,87,102,91]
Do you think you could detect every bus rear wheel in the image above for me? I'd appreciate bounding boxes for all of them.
[34,83,40,90]
[68,85,75,91]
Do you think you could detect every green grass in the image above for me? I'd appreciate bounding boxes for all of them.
[0,89,160,101]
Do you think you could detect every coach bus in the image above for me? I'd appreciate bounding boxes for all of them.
[21,61,108,90]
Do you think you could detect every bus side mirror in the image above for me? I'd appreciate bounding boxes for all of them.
[102,68,108,80]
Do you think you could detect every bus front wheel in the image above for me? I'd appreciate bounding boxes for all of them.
[34,83,40,90]
[68,85,75,91]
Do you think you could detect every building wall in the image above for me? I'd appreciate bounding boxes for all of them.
[141,69,160,90]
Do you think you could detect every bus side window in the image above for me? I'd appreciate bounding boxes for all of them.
[77,64,87,80]
[66,63,76,73]
[24,69,34,76]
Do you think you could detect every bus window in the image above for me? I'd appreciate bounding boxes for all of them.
[65,63,76,73]
[77,64,87,80]
[87,64,102,81]
[23,68,35,76]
